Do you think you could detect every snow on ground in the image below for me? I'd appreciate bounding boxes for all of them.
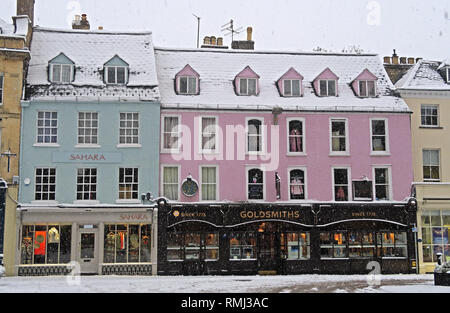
[0,274,449,293]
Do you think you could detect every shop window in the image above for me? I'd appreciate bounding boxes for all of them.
[119,112,139,145]
[348,232,376,258]
[35,168,56,201]
[421,210,450,263]
[36,111,58,144]
[205,233,219,260]
[248,168,264,200]
[166,232,219,261]
[421,104,439,127]
[423,149,440,181]
[185,233,201,260]
[162,166,179,200]
[229,232,256,260]
[377,231,407,258]
[78,112,98,145]
[288,119,304,153]
[371,119,388,153]
[162,116,180,152]
[281,232,310,260]
[374,168,390,200]
[320,232,347,259]
[76,168,97,201]
[247,119,263,153]
[167,232,183,261]
[333,168,349,201]
[104,224,151,263]
[289,169,305,200]
[20,225,71,265]
[201,117,217,152]
[330,119,348,154]
[201,166,217,201]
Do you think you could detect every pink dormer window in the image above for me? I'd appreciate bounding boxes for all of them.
[175,64,200,95]
[313,68,339,97]
[235,66,260,96]
[352,69,378,98]
[277,68,303,97]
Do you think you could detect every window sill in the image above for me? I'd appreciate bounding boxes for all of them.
[75,144,101,149]
[116,144,142,148]
[31,200,58,205]
[370,152,390,156]
[115,199,141,204]
[329,152,350,157]
[73,200,100,205]
[229,258,257,261]
[246,152,266,156]
[419,126,443,129]
[33,143,60,147]
[161,149,181,154]
[287,152,307,156]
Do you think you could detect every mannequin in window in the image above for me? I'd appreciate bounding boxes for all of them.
[290,176,304,199]
[289,128,302,152]
[336,186,346,201]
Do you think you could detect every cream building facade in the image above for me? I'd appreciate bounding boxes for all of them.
[396,60,450,273]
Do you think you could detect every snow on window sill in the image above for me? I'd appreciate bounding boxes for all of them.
[33,143,60,147]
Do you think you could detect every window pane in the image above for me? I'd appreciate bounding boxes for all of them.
[61,65,71,83]
[107,67,116,84]
[319,80,327,96]
[359,81,367,97]
[52,64,61,82]
[284,80,291,96]
[327,80,336,96]
[289,120,303,152]
[368,81,376,97]
[289,169,305,200]
[116,67,126,84]
[248,79,257,95]
[239,78,247,95]
[180,77,188,94]
[188,77,197,94]
[292,80,301,96]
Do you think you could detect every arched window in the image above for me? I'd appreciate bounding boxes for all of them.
[289,169,305,200]
[248,168,264,200]
[247,119,262,153]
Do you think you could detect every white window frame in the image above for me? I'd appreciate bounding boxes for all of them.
[446,68,450,83]
[287,167,307,200]
[0,73,4,105]
[246,117,265,155]
[118,112,141,148]
[49,63,74,84]
[372,165,393,201]
[422,149,440,182]
[370,118,390,155]
[76,111,100,148]
[246,166,266,201]
[35,111,59,146]
[75,167,99,203]
[282,79,301,97]
[117,167,139,203]
[161,114,181,154]
[198,116,219,154]
[105,66,128,85]
[239,78,258,96]
[358,80,377,98]
[318,79,337,96]
[161,164,181,201]
[286,117,306,155]
[329,118,349,156]
[420,104,439,128]
[178,75,198,95]
[34,167,57,202]
[331,166,351,202]
[199,165,219,201]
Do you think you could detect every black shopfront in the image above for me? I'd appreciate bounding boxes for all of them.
[156,199,418,275]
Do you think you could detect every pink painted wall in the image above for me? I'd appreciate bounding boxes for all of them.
[159,110,413,203]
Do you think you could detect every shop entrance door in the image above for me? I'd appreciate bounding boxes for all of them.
[258,232,279,272]
[78,227,99,274]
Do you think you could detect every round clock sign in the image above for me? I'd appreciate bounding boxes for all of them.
[181,175,199,197]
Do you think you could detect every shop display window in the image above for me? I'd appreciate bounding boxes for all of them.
[104,224,151,263]
[185,233,201,260]
[229,232,256,260]
[378,231,407,258]
[20,224,71,265]
[281,232,310,260]
[166,231,220,261]
[320,232,348,259]
[421,210,450,262]
[205,233,219,260]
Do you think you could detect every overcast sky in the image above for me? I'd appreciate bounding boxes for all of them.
[1,0,450,60]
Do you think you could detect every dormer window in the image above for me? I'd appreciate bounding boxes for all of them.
[175,64,200,95]
[313,68,339,97]
[235,66,260,96]
[104,55,129,85]
[277,68,304,97]
[48,53,75,84]
[352,69,378,98]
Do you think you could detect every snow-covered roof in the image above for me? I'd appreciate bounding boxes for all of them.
[395,59,450,91]
[26,27,160,101]
[155,47,409,113]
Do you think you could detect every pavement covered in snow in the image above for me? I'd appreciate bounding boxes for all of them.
[0,274,449,293]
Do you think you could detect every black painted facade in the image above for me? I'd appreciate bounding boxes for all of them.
[157,199,418,275]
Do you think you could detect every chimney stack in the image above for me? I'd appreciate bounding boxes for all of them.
[231,26,255,50]
[16,0,35,26]
[72,13,90,30]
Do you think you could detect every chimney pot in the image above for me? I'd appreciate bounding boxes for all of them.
[203,36,211,45]
[210,36,217,45]
[247,26,253,41]
[400,57,406,64]
[383,56,391,64]
[416,57,422,62]
[217,37,223,46]
[407,57,415,64]
[72,13,90,30]
[392,56,399,65]
[98,26,103,30]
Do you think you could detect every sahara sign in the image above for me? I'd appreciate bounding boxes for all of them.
[52,152,122,163]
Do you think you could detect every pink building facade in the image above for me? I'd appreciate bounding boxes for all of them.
[154,47,418,276]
